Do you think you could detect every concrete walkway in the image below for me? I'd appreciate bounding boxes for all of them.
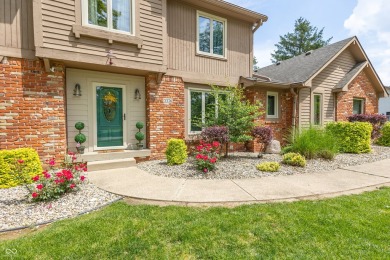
[88,159,390,205]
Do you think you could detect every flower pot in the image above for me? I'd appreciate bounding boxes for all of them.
[136,143,144,150]
[76,146,85,154]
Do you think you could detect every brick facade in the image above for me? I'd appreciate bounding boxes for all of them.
[0,57,66,161]
[146,74,185,159]
[245,87,294,152]
[336,70,379,121]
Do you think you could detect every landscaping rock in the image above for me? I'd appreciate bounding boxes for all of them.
[265,140,281,154]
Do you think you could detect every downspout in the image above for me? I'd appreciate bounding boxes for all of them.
[290,87,298,140]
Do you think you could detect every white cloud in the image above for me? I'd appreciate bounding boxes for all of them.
[344,0,390,85]
[253,41,274,68]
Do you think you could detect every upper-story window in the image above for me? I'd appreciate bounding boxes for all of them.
[197,11,227,58]
[84,0,133,34]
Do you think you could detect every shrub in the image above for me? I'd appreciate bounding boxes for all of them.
[283,127,339,160]
[326,122,372,153]
[282,153,306,167]
[0,148,43,189]
[29,153,87,201]
[252,126,273,153]
[347,114,387,139]
[377,122,390,146]
[256,162,280,172]
[201,126,229,144]
[165,138,188,165]
[194,141,221,173]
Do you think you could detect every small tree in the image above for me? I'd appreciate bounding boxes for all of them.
[203,85,263,157]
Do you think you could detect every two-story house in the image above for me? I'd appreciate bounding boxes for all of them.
[0,0,267,162]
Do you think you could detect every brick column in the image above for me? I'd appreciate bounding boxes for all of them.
[145,74,185,159]
[0,58,67,161]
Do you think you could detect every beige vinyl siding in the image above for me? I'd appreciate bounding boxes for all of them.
[40,0,163,66]
[66,69,146,153]
[167,0,252,80]
[299,88,311,127]
[0,0,35,58]
[311,49,356,123]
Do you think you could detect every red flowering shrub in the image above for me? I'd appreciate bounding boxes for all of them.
[29,152,87,202]
[194,141,221,173]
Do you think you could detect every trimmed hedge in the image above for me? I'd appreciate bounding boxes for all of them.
[326,122,372,153]
[377,122,390,147]
[165,138,188,165]
[0,148,43,189]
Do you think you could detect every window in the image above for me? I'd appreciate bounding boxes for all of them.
[266,92,278,118]
[189,89,226,133]
[313,94,322,125]
[197,11,226,58]
[353,98,364,114]
[84,0,133,34]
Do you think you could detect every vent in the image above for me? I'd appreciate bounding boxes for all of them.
[305,51,312,56]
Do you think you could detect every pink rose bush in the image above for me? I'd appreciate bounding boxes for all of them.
[29,152,87,202]
[194,141,221,173]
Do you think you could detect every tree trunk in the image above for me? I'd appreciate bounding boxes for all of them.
[225,142,229,158]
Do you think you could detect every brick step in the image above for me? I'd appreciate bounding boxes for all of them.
[87,158,137,172]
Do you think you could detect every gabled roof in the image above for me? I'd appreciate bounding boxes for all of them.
[254,37,355,84]
[248,36,387,97]
[334,61,367,92]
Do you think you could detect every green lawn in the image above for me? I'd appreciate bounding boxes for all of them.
[1,188,389,259]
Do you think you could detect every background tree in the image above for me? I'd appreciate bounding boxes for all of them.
[253,56,259,71]
[204,86,263,157]
[271,17,333,63]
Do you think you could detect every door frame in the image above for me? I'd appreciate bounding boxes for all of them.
[92,82,127,151]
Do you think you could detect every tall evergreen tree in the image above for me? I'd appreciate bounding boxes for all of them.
[271,17,333,63]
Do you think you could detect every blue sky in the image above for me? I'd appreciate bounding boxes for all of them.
[225,0,390,86]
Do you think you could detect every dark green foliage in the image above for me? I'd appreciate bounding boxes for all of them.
[74,133,86,144]
[271,17,333,62]
[135,132,145,142]
[74,122,85,131]
[283,127,339,160]
[165,138,188,165]
[376,122,390,146]
[136,122,144,130]
[326,122,372,153]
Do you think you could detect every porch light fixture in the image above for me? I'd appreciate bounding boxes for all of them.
[134,89,141,100]
[73,83,82,96]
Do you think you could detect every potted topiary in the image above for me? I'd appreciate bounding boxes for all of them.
[135,122,145,149]
[74,122,86,154]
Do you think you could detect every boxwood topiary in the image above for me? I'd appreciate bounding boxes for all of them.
[282,152,306,167]
[75,133,87,144]
[0,148,43,189]
[135,131,145,142]
[136,122,144,130]
[75,122,85,131]
[165,138,188,165]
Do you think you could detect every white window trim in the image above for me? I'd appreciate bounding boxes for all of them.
[266,92,279,119]
[353,98,365,114]
[313,93,323,125]
[187,88,227,135]
[82,0,135,36]
[196,11,227,59]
